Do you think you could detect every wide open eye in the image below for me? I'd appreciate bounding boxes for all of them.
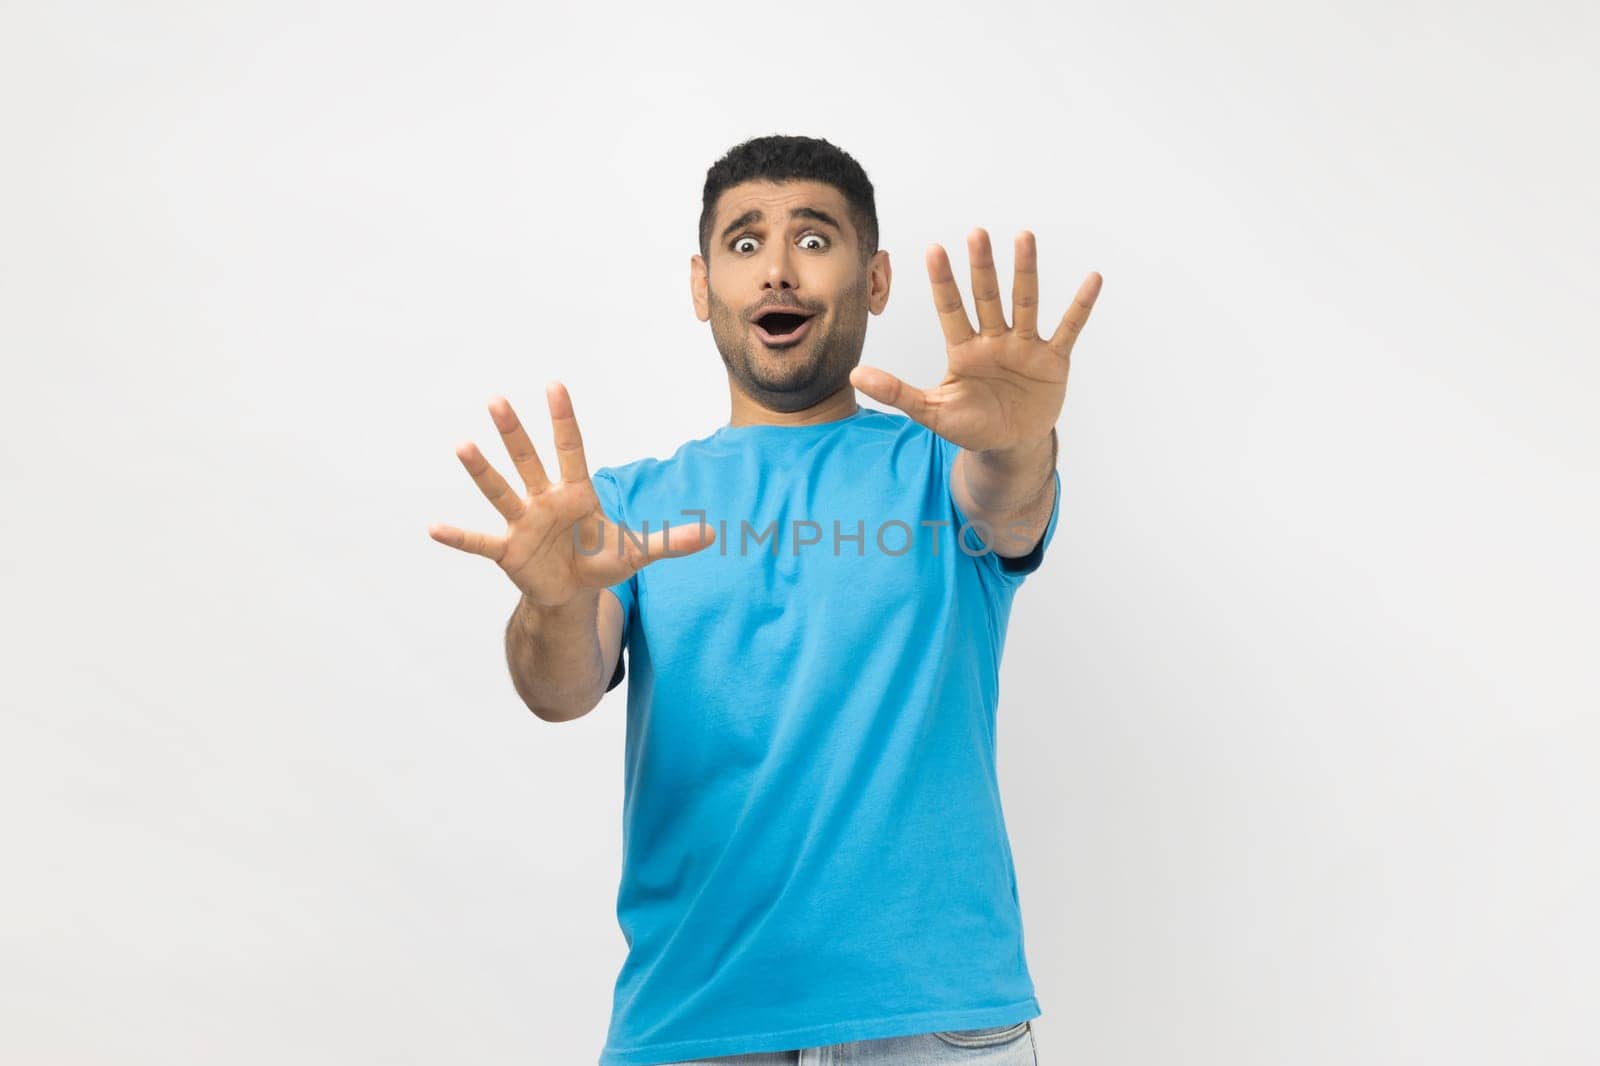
[732,236,758,254]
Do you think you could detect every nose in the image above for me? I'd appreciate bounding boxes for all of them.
[760,242,799,293]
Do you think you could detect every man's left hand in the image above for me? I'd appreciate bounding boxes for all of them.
[850,228,1101,455]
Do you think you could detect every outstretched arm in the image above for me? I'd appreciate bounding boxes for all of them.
[954,427,1057,558]
[429,384,713,720]
[850,228,1099,560]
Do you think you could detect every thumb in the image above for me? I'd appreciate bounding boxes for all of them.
[644,517,717,561]
[850,366,931,426]
[615,516,718,576]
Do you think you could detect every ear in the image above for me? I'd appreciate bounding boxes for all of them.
[690,254,710,322]
[867,250,892,316]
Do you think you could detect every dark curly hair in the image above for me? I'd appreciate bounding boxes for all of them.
[698,134,879,268]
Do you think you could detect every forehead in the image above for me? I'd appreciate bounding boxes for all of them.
[712,179,851,233]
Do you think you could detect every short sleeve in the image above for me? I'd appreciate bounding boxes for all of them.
[589,468,638,693]
[937,433,1062,588]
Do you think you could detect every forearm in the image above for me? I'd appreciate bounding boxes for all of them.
[952,428,1058,556]
[504,589,606,721]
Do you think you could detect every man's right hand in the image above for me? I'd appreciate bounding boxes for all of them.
[428,382,715,607]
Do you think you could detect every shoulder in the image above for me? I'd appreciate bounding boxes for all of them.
[852,406,925,438]
[591,426,718,492]
[850,407,952,471]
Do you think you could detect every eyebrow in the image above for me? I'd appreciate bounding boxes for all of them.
[719,206,845,244]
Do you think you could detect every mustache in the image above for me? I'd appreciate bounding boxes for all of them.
[747,299,818,320]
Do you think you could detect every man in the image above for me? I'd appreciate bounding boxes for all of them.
[429,135,1102,1066]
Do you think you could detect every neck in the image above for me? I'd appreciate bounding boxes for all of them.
[726,384,860,428]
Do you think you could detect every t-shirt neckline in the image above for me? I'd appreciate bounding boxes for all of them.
[715,405,871,436]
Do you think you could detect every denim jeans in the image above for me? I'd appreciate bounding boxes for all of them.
[655,1019,1038,1064]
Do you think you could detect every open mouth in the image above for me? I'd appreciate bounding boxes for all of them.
[752,309,816,347]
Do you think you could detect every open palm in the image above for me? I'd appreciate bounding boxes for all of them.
[850,228,1101,454]
[428,384,713,607]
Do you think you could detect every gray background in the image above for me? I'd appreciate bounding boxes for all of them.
[2,2,1595,1063]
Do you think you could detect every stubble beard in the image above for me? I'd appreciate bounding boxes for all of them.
[707,269,870,414]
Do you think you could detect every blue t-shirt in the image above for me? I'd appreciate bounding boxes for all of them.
[587,405,1061,1066]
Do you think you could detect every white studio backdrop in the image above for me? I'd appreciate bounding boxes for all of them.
[1,2,1594,1064]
